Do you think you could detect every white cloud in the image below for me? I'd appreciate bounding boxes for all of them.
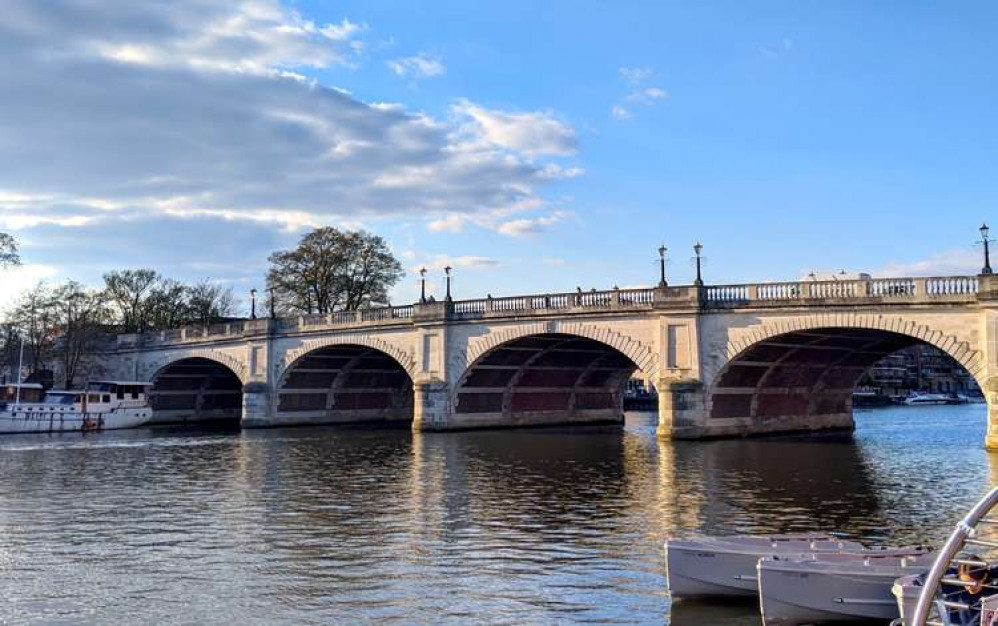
[427,214,464,233]
[0,0,582,258]
[0,264,59,313]
[452,100,579,156]
[611,105,632,121]
[495,211,569,236]
[878,248,980,278]
[625,87,669,104]
[611,67,668,122]
[387,53,446,79]
[619,66,653,84]
[421,255,500,270]
[536,163,585,180]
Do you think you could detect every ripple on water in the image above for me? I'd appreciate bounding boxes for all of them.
[0,405,989,624]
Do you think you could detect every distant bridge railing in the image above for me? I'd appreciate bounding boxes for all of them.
[118,275,985,348]
[450,288,656,320]
[702,276,979,304]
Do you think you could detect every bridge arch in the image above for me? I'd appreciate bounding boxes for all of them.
[147,355,245,424]
[706,316,986,435]
[452,331,645,429]
[465,321,658,379]
[276,341,415,426]
[709,313,984,389]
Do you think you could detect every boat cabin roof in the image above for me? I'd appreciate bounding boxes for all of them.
[2,383,44,390]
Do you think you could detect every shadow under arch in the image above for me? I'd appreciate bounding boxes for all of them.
[708,326,986,435]
[276,343,414,426]
[451,332,640,429]
[148,356,243,424]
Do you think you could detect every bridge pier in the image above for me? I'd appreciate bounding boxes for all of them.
[412,381,451,431]
[656,379,707,439]
[241,382,273,428]
[985,379,998,451]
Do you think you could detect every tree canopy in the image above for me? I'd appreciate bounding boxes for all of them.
[102,270,237,332]
[267,228,404,315]
[0,232,20,268]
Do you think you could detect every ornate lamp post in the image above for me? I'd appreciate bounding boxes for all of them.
[982,223,993,275]
[658,245,668,287]
[250,288,257,319]
[419,267,427,303]
[693,242,704,287]
[444,266,453,302]
[268,286,277,319]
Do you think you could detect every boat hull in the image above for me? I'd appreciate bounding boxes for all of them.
[758,556,929,625]
[665,536,864,600]
[0,410,152,434]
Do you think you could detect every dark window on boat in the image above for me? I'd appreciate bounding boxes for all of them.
[117,388,124,400]
[103,395,110,403]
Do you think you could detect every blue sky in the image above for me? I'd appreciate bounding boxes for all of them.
[0,1,994,310]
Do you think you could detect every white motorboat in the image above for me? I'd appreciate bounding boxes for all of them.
[758,550,933,625]
[665,534,867,599]
[0,381,153,434]
[904,393,955,406]
[893,574,923,625]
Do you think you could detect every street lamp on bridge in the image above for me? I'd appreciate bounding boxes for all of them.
[693,242,704,287]
[419,267,427,304]
[444,266,453,302]
[982,223,993,275]
[658,245,668,287]
[250,288,257,319]
[268,286,277,319]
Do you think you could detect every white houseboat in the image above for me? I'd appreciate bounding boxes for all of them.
[0,381,153,434]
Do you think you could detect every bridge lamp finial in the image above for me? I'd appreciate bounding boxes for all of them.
[982,223,994,275]
[250,288,257,320]
[444,266,453,302]
[418,267,427,304]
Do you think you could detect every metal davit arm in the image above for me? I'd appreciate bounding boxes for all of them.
[912,486,998,625]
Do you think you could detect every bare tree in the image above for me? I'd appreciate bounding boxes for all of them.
[7,283,60,377]
[267,228,403,315]
[338,231,404,309]
[186,280,237,326]
[143,279,189,330]
[103,269,160,332]
[53,281,112,387]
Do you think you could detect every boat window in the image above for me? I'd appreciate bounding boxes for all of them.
[88,394,100,403]
[117,388,124,400]
[103,394,111,403]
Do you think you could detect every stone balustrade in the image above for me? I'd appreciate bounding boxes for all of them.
[117,275,991,349]
[703,275,980,305]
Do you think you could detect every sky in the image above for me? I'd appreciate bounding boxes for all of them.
[1,0,997,312]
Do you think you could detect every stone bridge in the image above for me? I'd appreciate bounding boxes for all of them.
[107,274,998,447]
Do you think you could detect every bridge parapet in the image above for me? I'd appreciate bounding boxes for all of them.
[450,286,697,320]
[703,275,981,308]
[117,286,702,349]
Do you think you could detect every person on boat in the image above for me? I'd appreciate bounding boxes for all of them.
[940,555,993,625]
[957,558,991,595]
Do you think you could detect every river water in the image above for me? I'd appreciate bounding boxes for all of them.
[0,404,990,625]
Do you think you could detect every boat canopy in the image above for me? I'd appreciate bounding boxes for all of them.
[87,382,152,397]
